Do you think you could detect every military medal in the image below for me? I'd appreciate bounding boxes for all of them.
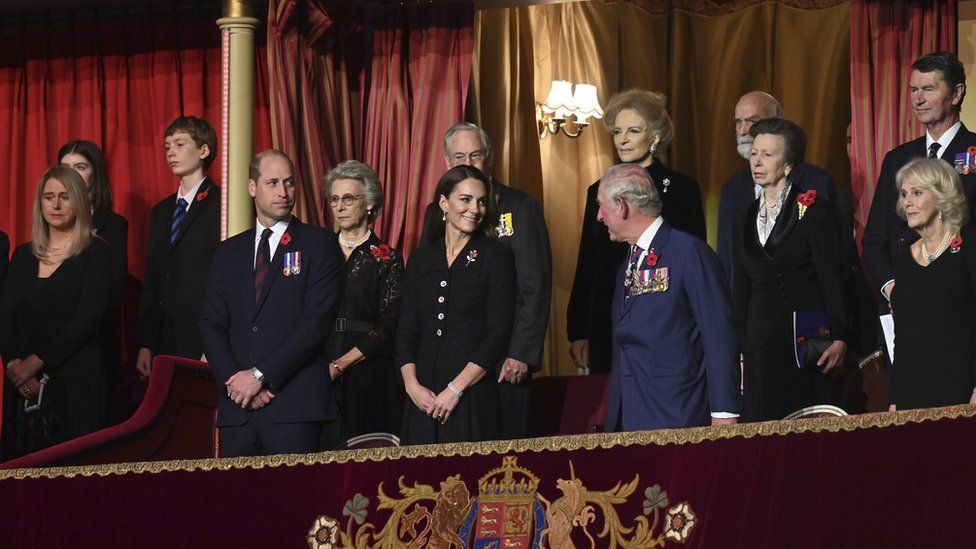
[651,267,670,293]
[955,147,976,175]
[283,251,302,276]
[495,212,514,237]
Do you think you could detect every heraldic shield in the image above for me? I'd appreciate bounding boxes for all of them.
[308,454,698,548]
[461,456,545,548]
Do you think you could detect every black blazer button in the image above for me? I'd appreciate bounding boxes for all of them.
[252,326,259,333]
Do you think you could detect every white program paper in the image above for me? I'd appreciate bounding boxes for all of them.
[880,313,895,363]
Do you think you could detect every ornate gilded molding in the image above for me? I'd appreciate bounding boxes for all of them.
[3,405,974,481]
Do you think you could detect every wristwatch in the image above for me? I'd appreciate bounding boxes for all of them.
[251,367,265,383]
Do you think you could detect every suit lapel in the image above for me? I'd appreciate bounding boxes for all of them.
[763,184,799,256]
[170,178,216,249]
[742,198,768,260]
[255,216,300,316]
[943,123,974,159]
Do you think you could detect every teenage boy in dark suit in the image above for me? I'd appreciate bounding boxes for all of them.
[136,116,221,376]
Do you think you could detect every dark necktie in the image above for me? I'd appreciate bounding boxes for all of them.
[928,142,941,159]
[625,244,643,299]
[171,198,189,243]
[254,228,273,303]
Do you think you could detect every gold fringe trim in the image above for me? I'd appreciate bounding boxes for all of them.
[3,405,974,481]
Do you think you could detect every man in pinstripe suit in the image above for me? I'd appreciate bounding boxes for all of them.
[597,164,740,431]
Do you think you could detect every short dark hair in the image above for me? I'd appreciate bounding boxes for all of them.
[165,116,218,171]
[912,51,966,110]
[749,118,806,167]
[249,149,295,182]
[57,140,112,216]
[425,165,498,243]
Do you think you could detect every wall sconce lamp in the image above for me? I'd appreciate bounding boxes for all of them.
[536,80,604,138]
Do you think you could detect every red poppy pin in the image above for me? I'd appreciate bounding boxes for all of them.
[370,243,392,261]
[196,189,209,202]
[797,190,817,219]
[950,236,963,253]
[968,146,976,157]
[646,250,659,267]
[796,336,806,345]
[280,232,292,246]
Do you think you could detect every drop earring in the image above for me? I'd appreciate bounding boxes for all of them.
[649,144,657,156]
[442,211,447,221]
[785,165,792,177]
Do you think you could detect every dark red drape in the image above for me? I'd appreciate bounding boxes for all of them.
[267,1,473,255]
[850,0,956,235]
[0,13,275,280]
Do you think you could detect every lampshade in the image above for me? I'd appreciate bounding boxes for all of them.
[571,83,603,124]
[541,80,575,120]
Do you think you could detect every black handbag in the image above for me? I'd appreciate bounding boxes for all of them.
[16,374,63,454]
[800,336,834,373]
[794,311,834,373]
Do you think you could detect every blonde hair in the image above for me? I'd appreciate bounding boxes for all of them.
[602,89,675,147]
[895,157,968,233]
[31,166,94,260]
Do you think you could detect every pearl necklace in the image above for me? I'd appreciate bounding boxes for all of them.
[338,229,371,249]
[921,231,952,264]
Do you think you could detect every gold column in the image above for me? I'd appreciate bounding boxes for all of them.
[217,0,260,239]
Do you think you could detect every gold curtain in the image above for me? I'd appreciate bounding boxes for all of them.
[473,0,850,377]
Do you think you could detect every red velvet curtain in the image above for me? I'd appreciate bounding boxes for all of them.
[850,0,956,233]
[268,1,473,254]
[267,0,365,226]
[0,13,275,279]
[0,13,275,421]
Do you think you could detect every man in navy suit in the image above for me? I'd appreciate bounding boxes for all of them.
[597,164,740,431]
[863,52,976,310]
[199,150,343,457]
[717,91,836,281]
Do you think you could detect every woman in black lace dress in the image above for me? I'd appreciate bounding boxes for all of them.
[324,160,403,442]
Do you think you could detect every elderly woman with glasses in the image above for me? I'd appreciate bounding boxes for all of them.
[323,160,404,443]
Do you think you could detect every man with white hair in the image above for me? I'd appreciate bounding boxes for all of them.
[716,91,836,280]
[597,163,739,431]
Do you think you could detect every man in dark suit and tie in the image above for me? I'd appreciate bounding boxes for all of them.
[136,116,221,376]
[863,52,976,309]
[597,163,739,431]
[717,91,836,281]
[420,123,552,440]
[200,150,343,457]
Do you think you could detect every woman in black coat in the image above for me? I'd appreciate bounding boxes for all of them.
[732,119,849,421]
[58,140,128,410]
[396,165,515,445]
[323,160,404,442]
[0,166,110,457]
[567,89,705,373]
